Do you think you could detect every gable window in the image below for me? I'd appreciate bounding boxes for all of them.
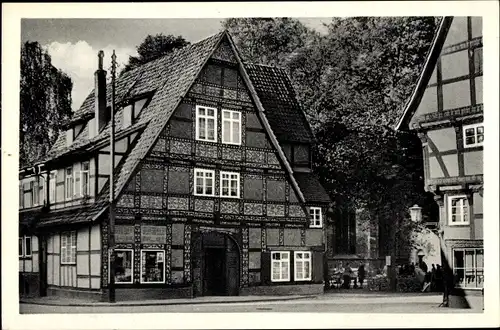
[294,251,312,281]
[110,249,133,284]
[196,105,217,142]
[220,171,240,198]
[80,162,90,197]
[65,167,73,200]
[61,231,76,264]
[19,236,32,258]
[448,195,469,225]
[463,123,484,148]
[140,250,165,283]
[49,171,57,203]
[194,168,215,196]
[453,248,483,288]
[222,109,241,145]
[309,207,323,228]
[271,251,290,282]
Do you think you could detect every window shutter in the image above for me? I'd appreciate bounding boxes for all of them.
[261,252,271,285]
[312,251,324,284]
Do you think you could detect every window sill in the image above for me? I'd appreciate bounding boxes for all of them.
[448,223,470,227]
[61,263,76,266]
[195,138,217,143]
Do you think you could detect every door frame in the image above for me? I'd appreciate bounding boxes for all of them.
[193,231,241,297]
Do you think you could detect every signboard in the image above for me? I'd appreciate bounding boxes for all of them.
[385,255,391,266]
[115,226,134,243]
[141,225,167,244]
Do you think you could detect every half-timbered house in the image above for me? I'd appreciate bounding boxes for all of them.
[397,16,484,294]
[18,31,331,301]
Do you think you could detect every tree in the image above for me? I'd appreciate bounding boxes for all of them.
[120,34,190,75]
[20,41,73,167]
[225,17,440,277]
[222,18,317,67]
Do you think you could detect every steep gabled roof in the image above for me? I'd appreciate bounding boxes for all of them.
[35,30,329,226]
[36,32,225,167]
[245,64,315,144]
[294,172,331,203]
[395,17,453,131]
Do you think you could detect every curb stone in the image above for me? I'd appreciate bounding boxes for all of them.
[20,294,318,307]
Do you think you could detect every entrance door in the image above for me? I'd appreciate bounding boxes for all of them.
[204,248,225,296]
[198,232,240,296]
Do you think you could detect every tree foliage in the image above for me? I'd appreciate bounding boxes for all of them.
[224,17,440,255]
[20,41,73,167]
[120,34,190,75]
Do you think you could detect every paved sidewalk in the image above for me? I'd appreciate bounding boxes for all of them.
[20,294,317,307]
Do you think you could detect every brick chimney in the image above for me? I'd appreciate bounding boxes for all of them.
[94,50,107,133]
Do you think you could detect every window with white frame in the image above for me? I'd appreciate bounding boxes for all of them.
[194,168,215,196]
[49,171,57,203]
[271,251,290,282]
[196,105,217,142]
[24,236,32,257]
[61,231,76,264]
[140,250,165,283]
[309,207,323,228]
[448,195,469,225]
[110,249,133,284]
[294,251,312,281]
[32,180,39,206]
[80,162,90,197]
[38,176,45,205]
[463,123,484,148]
[222,109,241,145]
[220,171,240,198]
[19,182,24,208]
[17,235,31,258]
[453,248,483,288]
[65,167,73,200]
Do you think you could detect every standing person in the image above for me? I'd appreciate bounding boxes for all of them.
[358,264,366,289]
[419,260,428,273]
[343,263,353,289]
[435,265,444,292]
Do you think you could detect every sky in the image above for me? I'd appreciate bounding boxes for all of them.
[21,18,331,111]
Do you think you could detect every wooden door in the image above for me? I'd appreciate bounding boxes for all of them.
[225,236,239,296]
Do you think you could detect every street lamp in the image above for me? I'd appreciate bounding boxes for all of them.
[410,204,422,222]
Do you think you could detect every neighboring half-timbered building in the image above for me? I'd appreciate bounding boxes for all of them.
[18,31,331,301]
[397,17,483,293]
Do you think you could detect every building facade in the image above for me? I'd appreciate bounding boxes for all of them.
[18,31,331,301]
[397,16,483,292]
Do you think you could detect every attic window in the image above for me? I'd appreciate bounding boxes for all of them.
[123,97,149,129]
[88,118,96,139]
[66,129,74,146]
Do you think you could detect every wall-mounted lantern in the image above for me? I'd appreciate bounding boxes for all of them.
[410,204,422,222]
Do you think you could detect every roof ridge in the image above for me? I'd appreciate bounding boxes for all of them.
[245,62,289,72]
[116,31,225,81]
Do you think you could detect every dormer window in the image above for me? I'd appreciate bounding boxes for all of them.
[66,129,74,146]
[88,118,96,139]
[123,97,149,129]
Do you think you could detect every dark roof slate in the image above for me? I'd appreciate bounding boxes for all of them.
[245,64,315,144]
[294,172,331,203]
